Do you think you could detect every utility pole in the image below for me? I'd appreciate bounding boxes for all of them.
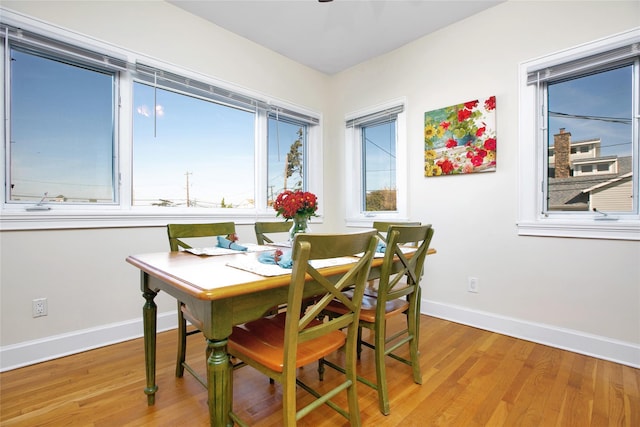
[185,171,192,207]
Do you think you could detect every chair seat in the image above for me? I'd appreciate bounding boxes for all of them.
[326,293,409,324]
[229,313,347,372]
[364,282,410,298]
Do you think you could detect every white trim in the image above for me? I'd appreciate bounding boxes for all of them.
[422,300,640,369]
[4,300,638,372]
[344,97,408,224]
[0,311,177,372]
[517,28,640,241]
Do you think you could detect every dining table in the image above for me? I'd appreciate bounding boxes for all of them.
[126,244,436,426]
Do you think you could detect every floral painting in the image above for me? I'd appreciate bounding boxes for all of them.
[424,95,496,176]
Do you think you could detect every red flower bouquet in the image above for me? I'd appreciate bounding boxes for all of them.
[273,190,318,219]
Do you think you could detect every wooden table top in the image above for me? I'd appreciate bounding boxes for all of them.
[126,247,436,301]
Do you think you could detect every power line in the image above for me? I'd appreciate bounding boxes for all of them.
[549,111,632,124]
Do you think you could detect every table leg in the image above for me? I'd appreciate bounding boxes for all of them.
[142,284,158,405]
[207,338,233,427]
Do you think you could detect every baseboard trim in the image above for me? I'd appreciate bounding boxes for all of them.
[0,311,177,372]
[2,304,638,372]
[422,300,640,368]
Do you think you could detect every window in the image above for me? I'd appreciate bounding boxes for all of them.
[518,29,640,240]
[132,81,256,209]
[0,14,321,229]
[7,44,118,205]
[362,120,397,211]
[267,112,309,204]
[345,99,407,224]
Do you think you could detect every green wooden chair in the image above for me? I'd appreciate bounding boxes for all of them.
[321,224,434,415]
[367,221,421,291]
[254,221,296,315]
[372,220,421,246]
[167,222,237,386]
[227,231,378,426]
[254,221,291,245]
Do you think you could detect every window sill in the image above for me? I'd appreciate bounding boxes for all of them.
[0,209,322,231]
[516,220,640,241]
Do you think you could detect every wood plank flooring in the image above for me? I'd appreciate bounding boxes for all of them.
[1,315,638,426]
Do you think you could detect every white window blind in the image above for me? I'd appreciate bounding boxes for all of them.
[346,104,404,128]
[1,23,128,72]
[526,42,640,85]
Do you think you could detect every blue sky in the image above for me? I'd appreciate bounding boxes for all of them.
[133,83,256,207]
[10,49,114,202]
[548,64,632,158]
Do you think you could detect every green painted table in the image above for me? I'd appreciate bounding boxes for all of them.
[126,247,435,426]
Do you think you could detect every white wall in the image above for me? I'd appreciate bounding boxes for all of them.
[1,1,639,370]
[328,0,640,365]
[0,0,334,370]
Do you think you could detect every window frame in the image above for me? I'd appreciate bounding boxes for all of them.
[7,46,121,206]
[517,28,640,241]
[0,11,323,230]
[344,98,408,226]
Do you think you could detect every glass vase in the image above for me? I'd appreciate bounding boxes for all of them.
[289,214,311,242]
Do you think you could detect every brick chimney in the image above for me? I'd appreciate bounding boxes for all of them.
[554,128,571,178]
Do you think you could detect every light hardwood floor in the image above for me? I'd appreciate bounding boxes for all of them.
[1,315,638,426]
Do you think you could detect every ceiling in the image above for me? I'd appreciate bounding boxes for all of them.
[167,0,504,75]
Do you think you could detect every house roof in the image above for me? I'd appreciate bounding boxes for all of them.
[548,156,632,210]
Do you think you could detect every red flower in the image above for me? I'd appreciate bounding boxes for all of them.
[273,190,318,219]
[445,138,457,149]
[457,108,472,122]
[476,127,486,137]
[484,138,497,151]
[484,96,496,111]
[471,155,484,167]
[440,121,450,130]
[437,158,455,174]
[464,100,479,110]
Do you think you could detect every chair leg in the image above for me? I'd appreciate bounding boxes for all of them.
[318,358,325,381]
[176,301,187,377]
[374,319,391,415]
[345,326,362,426]
[282,370,297,426]
[408,291,422,385]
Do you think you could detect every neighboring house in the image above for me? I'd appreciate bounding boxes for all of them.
[548,128,633,211]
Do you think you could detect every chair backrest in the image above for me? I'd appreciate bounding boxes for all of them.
[377,224,434,305]
[254,221,291,245]
[282,231,378,371]
[167,222,236,251]
[372,221,421,243]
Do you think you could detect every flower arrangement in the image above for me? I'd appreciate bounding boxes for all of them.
[424,95,497,176]
[273,190,318,219]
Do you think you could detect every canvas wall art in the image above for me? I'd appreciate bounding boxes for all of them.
[424,95,496,176]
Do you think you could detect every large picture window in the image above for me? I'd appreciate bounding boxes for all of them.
[132,82,255,209]
[0,16,321,229]
[518,29,639,240]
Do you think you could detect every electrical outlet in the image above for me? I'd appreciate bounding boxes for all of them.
[468,277,479,293]
[32,298,47,317]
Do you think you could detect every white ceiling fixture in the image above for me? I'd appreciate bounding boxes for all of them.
[168,0,504,75]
